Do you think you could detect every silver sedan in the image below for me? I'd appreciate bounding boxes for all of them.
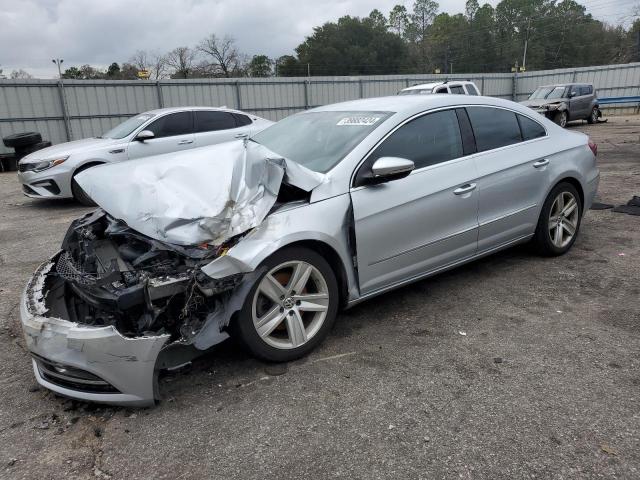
[20,95,599,406]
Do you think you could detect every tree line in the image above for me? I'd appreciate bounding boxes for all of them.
[6,0,639,80]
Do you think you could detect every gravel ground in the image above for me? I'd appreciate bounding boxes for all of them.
[1,116,639,479]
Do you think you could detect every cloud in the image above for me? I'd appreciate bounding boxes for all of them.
[0,0,631,78]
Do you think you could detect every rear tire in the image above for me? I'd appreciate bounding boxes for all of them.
[532,182,582,256]
[231,246,339,362]
[71,166,99,206]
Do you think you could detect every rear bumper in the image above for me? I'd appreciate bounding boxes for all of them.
[20,258,170,406]
[585,170,600,212]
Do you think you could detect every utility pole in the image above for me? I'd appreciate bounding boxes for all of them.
[637,30,640,62]
[522,18,531,71]
[307,63,310,77]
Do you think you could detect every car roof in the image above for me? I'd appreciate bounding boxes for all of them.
[310,94,531,117]
[538,83,593,88]
[141,106,249,116]
[401,80,474,91]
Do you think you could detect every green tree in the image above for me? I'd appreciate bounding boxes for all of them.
[368,9,387,28]
[248,55,272,77]
[106,62,121,78]
[295,15,409,75]
[276,55,302,76]
[389,5,410,37]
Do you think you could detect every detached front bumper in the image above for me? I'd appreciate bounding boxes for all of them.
[20,258,170,406]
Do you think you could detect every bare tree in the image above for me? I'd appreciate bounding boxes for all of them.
[150,51,168,79]
[165,46,196,79]
[197,34,240,78]
[130,49,169,79]
[129,50,150,72]
[10,69,33,79]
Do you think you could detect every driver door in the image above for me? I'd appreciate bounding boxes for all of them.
[350,108,479,295]
[128,111,195,160]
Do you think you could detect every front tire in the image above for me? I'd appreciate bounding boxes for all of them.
[532,182,582,256]
[587,107,599,124]
[232,246,339,362]
[71,168,98,206]
[554,111,568,128]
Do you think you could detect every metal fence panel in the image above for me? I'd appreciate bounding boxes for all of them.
[1,62,639,153]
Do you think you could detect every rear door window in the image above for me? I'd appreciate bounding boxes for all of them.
[194,111,237,133]
[368,109,463,170]
[146,111,192,138]
[517,114,546,141]
[466,107,522,151]
[450,85,465,94]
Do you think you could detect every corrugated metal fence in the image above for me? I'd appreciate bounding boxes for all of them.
[1,62,639,153]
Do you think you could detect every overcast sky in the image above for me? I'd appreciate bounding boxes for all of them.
[0,0,634,78]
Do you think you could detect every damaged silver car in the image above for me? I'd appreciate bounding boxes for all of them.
[20,95,600,406]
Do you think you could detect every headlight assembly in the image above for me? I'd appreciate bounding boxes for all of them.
[20,155,69,172]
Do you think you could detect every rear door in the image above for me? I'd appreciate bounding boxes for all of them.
[193,110,252,147]
[127,111,194,160]
[467,106,550,252]
[350,108,479,294]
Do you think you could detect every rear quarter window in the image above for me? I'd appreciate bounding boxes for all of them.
[465,84,479,95]
[517,114,546,141]
[466,107,522,152]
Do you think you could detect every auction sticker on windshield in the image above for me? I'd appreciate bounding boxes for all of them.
[337,116,381,126]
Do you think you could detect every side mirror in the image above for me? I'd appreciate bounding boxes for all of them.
[135,130,155,141]
[569,91,577,98]
[366,157,415,185]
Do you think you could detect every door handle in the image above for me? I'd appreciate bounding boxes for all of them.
[178,139,193,145]
[533,159,549,168]
[453,183,476,195]
[235,133,249,139]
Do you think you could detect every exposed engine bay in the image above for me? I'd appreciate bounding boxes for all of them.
[47,209,244,341]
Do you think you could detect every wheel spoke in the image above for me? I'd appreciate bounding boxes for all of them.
[296,293,329,312]
[288,263,312,295]
[549,215,560,228]
[554,224,563,245]
[255,305,286,338]
[286,310,307,347]
[561,198,577,217]
[562,219,576,236]
[259,274,286,303]
[555,194,565,214]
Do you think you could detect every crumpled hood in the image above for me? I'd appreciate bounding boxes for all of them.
[75,140,326,246]
[20,137,119,163]
[520,99,565,108]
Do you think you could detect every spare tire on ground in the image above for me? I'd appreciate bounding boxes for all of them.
[3,132,42,149]
[0,153,18,172]
[14,141,53,158]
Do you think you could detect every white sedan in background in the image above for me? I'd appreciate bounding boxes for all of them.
[17,107,273,205]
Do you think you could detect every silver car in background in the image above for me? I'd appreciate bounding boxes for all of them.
[17,107,273,205]
[20,95,599,406]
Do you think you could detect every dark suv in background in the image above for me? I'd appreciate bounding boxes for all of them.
[520,83,600,128]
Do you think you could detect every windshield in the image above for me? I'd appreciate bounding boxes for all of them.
[529,86,567,100]
[101,113,155,139]
[251,111,392,172]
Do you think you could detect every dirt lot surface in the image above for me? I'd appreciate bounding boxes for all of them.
[1,116,639,479]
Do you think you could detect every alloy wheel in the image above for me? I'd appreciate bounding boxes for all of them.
[548,191,579,248]
[252,260,330,349]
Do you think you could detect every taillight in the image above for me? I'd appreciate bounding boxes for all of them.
[588,138,597,156]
